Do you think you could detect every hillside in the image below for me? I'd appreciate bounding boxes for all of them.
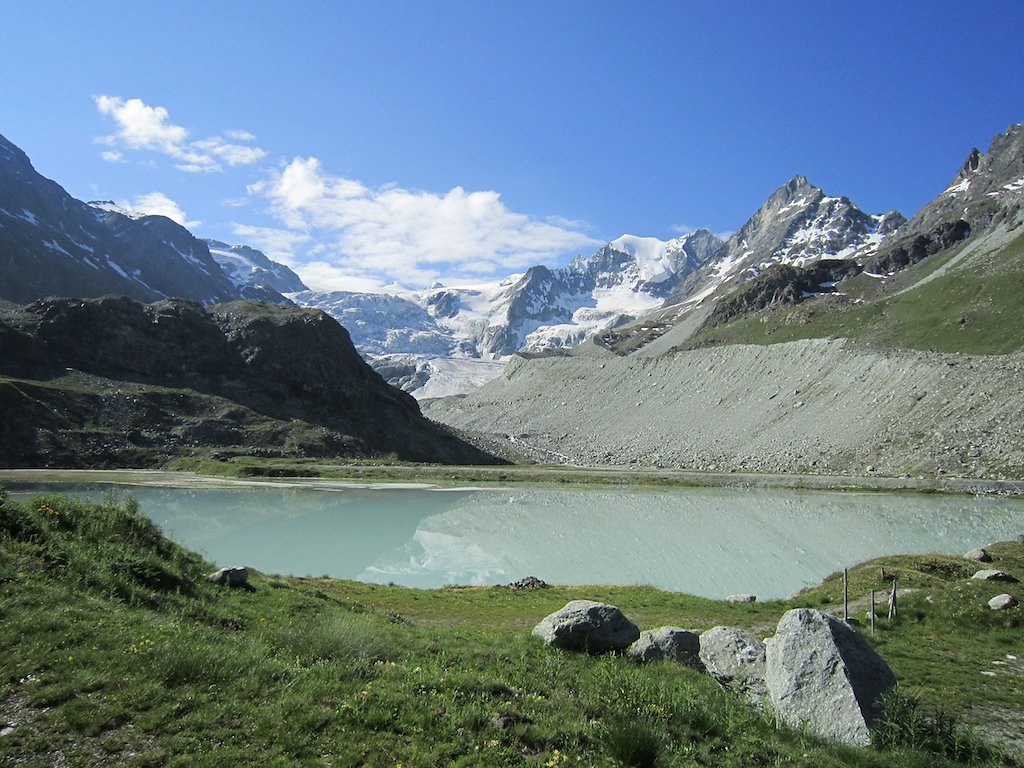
[1,490,1020,765]
[0,297,498,467]
[426,122,1024,478]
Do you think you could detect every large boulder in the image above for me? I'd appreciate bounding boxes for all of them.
[207,566,249,588]
[698,626,768,706]
[627,627,701,666]
[532,600,639,653]
[765,608,896,746]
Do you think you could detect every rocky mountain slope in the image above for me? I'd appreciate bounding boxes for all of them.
[426,120,1024,480]
[0,297,498,467]
[0,133,291,306]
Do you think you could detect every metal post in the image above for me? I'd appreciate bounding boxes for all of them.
[888,579,897,621]
[843,568,849,622]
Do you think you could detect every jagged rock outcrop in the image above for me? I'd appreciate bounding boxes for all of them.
[0,297,499,467]
[669,176,904,308]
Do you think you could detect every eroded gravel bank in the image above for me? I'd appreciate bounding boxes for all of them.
[425,338,1024,480]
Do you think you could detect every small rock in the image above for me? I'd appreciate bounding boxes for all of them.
[507,576,547,590]
[988,594,1019,611]
[972,569,1018,582]
[532,600,640,654]
[207,566,249,587]
[1016,535,1024,544]
[628,627,701,665]
[963,547,992,563]
[726,594,757,603]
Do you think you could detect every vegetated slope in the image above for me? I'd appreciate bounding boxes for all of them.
[1,492,1018,765]
[0,297,498,467]
[684,120,1024,353]
[427,121,1024,479]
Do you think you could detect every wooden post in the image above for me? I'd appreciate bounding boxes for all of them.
[870,590,876,634]
[843,568,849,622]
[888,579,897,620]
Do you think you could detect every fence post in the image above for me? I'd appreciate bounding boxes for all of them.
[870,590,875,634]
[843,568,849,622]
[888,579,897,621]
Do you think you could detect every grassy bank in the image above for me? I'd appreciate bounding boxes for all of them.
[1,490,1021,766]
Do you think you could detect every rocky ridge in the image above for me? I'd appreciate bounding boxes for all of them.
[0,133,287,306]
[0,296,498,467]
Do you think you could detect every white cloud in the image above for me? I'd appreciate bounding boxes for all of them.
[100,150,125,163]
[249,156,600,289]
[230,223,310,265]
[94,95,266,174]
[122,192,201,229]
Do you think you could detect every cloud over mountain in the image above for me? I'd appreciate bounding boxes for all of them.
[246,156,600,290]
[94,96,266,174]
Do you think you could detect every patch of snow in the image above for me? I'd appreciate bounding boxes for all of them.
[946,177,971,195]
[20,209,38,226]
[410,358,507,399]
[41,239,71,256]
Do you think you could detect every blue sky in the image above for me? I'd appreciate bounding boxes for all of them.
[4,1,1024,292]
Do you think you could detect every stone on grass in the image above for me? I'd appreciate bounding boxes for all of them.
[627,627,701,665]
[207,566,249,587]
[988,594,1019,610]
[972,569,1018,582]
[726,594,757,603]
[698,626,768,707]
[765,608,896,747]
[963,547,992,562]
[532,600,639,653]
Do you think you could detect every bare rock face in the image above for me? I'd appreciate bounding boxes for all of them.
[765,608,896,747]
[532,600,639,654]
[627,627,701,666]
[698,626,768,707]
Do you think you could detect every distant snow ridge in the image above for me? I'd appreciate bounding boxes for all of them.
[668,177,905,307]
[292,229,724,396]
[205,240,308,296]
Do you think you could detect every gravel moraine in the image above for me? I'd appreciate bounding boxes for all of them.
[424,338,1024,480]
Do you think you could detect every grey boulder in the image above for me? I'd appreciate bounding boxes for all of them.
[726,594,757,603]
[698,626,768,706]
[972,569,1017,582]
[963,547,992,562]
[532,600,639,653]
[207,566,249,587]
[988,593,1019,610]
[765,608,896,747]
[627,627,701,665]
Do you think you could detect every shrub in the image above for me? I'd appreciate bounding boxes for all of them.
[871,689,994,762]
[602,717,663,768]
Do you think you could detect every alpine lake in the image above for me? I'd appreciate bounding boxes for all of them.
[6,474,1024,599]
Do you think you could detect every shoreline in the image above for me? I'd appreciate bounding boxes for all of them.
[2,464,1024,496]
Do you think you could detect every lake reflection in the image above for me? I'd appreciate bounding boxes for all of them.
[8,482,1024,598]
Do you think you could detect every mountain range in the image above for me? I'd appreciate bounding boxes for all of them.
[1,128,913,399]
[425,120,1024,479]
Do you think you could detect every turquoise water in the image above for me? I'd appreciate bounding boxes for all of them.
[7,481,1024,598]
